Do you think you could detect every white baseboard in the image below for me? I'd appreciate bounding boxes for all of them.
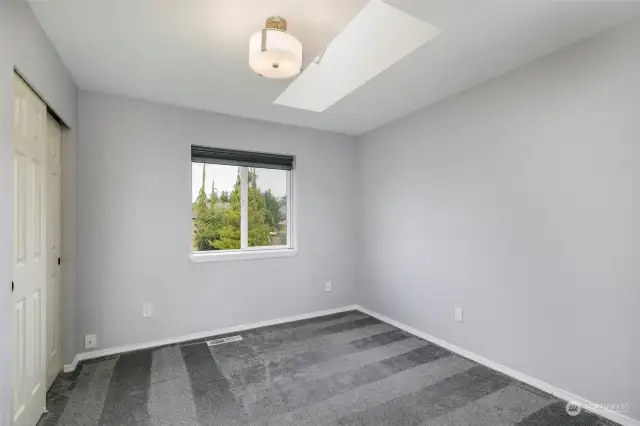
[354,305,638,426]
[64,305,357,373]
[63,357,79,373]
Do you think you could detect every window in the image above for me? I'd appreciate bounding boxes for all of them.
[190,146,294,261]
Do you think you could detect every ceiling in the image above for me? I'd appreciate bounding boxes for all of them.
[30,0,640,135]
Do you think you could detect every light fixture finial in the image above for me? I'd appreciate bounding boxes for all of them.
[266,16,287,31]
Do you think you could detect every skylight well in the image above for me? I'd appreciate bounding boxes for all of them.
[274,0,441,112]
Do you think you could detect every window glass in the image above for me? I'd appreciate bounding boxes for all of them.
[248,167,288,248]
[192,163,240,251]
[192,162,290,252]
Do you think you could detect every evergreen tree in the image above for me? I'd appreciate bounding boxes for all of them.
[213,172,242,249]
[195,165,208,217]
[210,179,218,210]
[247,170,270,246]
[263,189,285,228]
[193,166,227,251]
[213,169,270,249]
[193,167,273,250]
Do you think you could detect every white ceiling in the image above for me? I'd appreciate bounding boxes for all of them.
[31,0,640,135]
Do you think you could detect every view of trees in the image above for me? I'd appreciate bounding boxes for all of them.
[192,166,287,251]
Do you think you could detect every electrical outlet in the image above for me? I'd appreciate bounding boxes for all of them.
[325,281,332,292]
[143,303,153,317]
[454,307,464,323]
[85,334,97,349]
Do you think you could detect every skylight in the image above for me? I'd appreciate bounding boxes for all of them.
[274,0,441,112]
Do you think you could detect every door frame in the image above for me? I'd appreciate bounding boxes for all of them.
[45,114,62,391]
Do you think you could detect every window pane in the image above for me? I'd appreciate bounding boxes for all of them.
[192,162,241,251]
[247,167,288,247]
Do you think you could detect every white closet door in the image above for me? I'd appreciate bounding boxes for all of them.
[46,115,62,390]
[13,74,47,426]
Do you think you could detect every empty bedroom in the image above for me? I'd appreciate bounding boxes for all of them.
[0,0,638,425]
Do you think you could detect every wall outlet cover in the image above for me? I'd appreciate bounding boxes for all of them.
[85,334,97,349]
[455,307,464,323]
[143,303,153,317]
[325,281,332,292]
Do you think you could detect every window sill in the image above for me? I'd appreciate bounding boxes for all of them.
[190,248,298,263]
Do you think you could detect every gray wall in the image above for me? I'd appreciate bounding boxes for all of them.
[0,0,78,422]
[358,21,640,420]
[3,3,638,423]
[76,92,358,353]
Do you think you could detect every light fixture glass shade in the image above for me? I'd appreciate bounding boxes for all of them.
[249,29,302,79]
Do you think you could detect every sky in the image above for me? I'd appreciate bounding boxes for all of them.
[192,163,287,202]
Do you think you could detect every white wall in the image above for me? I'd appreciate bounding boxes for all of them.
[76,91,358,353]
[358,20,640,421]
[0,0,78,422]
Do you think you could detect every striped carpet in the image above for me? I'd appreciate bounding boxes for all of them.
[38,311,618,425]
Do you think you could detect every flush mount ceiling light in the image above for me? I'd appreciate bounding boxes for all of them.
[249,16,303,80]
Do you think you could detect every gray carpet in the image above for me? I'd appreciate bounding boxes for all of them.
[38,311,618,425]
